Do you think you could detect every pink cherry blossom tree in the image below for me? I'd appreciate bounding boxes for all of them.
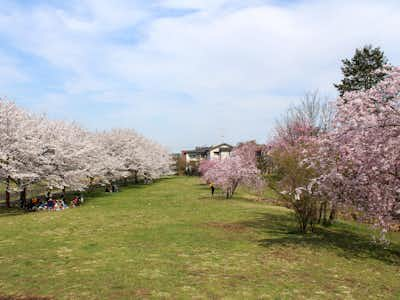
[202,141,264,198]
[266,92,333,232]
[311,67,400,240]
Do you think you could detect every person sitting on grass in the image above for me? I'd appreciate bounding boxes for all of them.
[60,199,68,209]
[54,200,60,211]
[31,197,38,207]
[38,199,46,210]
[71,196,79,207]
[47,198,55,210]
[24,198,32,211]
[71,197,77,207]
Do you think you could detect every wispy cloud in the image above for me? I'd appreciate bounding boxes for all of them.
[0,50,28,90]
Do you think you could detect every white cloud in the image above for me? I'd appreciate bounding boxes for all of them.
[0,51,28,90]
[1,0,400,151]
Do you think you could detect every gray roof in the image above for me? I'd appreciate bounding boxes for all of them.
[209,143,233,151]
[183,143,232,154]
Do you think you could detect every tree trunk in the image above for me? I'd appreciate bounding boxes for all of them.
[62,186,66,199]
[322,202,328,224]
[231,182,239,198]
[20,187,26,209]
[299,218,308,233]
[329,205,336,223]
[318,201,328,224]
[317,202,323,224]
[5,176,10,208]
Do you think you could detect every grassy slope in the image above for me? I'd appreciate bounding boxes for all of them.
[0,177,399,299]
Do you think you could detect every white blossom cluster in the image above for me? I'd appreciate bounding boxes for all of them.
[0,99,172,192]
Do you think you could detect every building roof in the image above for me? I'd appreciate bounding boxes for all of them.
[209,143,233,151]
[182,143,233,155]
[195,146,210,152]
[182,148,209,155]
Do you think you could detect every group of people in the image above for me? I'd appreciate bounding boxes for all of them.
[26,195,84,211]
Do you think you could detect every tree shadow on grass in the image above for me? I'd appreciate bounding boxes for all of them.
[240,211,400,265]
[0,207,26,218]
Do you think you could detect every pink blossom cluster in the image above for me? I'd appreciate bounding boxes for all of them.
[198,159,217,176]
[267,116,319,199]
[273,119,317,150]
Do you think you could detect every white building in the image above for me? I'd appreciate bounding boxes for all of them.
[181,143,233,170]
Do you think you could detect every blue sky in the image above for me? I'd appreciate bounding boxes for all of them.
[1,0,400,152]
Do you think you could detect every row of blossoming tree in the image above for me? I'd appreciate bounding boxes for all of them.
[267,68,400,239]
[200,66,400,240]
[0,99,172,208]
[266,47,399,239]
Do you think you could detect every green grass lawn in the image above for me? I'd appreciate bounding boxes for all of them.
[0,177,399,299]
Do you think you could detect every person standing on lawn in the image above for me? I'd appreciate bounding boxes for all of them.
[209,182,215,198]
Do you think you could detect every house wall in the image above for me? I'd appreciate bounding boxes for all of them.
[209,145,231,160]
[182,144,233,167]
[220,149,231,160]
[185,153,207,163]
